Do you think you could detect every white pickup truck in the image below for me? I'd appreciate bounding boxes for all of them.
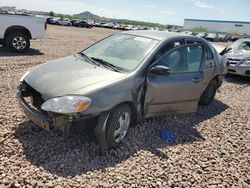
[0,13,46,53]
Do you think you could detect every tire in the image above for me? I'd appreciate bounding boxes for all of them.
[55,22,59,25]
[106,104,132,148]
[199,79,217,106]
[6,32,30,53]
[0,40,7,47]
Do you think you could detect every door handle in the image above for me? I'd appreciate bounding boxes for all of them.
[192,77,202,83]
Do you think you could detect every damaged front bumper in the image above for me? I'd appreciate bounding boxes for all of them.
[16,89,70,132]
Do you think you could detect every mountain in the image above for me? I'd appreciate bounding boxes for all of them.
[75,11,101,20]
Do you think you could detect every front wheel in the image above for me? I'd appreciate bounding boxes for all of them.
[6,32,30,53]
[0,40,7,47]
[106,104,132,148]
[199,79,217,106]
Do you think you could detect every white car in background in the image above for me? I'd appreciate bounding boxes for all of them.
[0,13,46,52]
[51,18,72,26]
[220,38,250,77]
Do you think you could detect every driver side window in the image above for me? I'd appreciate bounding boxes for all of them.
[159,47,186,73]
[158,45,203,73]
[154,40,184,61]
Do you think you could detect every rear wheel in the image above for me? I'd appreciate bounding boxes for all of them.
[106,104,132,148]
[199,79,217,105]
[6,32,30,53]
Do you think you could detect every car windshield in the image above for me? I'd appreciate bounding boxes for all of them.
[230,40,250,51]
[82,34,159,71]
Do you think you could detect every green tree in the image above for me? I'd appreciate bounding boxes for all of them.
[49,11,55,17]
[194,26,207,32]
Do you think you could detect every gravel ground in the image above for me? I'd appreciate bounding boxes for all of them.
[0,25,249,188]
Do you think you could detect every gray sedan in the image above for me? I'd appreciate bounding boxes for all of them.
[17,31,225,152]
[221,38,250,77]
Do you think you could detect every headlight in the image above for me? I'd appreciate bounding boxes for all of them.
[41,96,91,114]
[242,58,250,65]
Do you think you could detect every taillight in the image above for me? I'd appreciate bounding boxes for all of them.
[45,22,47,30]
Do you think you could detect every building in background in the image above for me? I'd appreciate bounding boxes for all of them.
[184,18,250,35]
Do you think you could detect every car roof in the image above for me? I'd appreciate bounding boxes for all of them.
[121,30,193,41]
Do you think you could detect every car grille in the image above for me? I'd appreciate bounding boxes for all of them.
[227,58,242,66]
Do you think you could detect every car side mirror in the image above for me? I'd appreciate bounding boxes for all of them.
[150,65,170,76]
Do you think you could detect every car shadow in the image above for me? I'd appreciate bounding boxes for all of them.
[14,99,228,177]
[0,46,44,56]
[224,74,250,85]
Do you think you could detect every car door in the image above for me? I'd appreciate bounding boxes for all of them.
[203,46,216,85]
[144,43,206,118]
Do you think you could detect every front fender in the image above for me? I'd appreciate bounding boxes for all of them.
[76,76,145,118]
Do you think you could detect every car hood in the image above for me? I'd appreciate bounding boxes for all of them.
[224,49,250,60]
[24,54,125,99]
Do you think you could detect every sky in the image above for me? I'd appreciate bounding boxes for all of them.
[1,0,250,25]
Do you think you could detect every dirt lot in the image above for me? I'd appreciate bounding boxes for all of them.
[0,25,249,188]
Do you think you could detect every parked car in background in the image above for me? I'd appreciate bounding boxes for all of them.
[119,25,128,30]
[51,18,72,26]
[124,25,134,30]
[205,33,220,42]
[242,34,250,39]
[197,32,208,39]
[218,34,232,42]
[94,22,101,27]
[0,13,46,52]
[220,38,250,77]
[99,22,109,28]
[46,17,54,24]
[17,31,225,151]
[70,19,81,26]
[231,35,241,42]
[185,31,198,36]
[74,20,93,28]
[139,26,148,30]
[112,24,120,29]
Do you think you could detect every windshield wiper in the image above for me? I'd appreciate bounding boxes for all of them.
[90,57,123,72]
[78,52,99,65]
[220,46,232,55]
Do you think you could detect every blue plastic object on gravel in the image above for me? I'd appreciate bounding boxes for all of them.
[160,129,175,141]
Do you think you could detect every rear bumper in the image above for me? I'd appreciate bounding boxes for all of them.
[16,90,68,131]
[227,65,250,77]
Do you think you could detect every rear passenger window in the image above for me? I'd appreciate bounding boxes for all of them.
[205,47,214,60]
[186,45,203,72]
